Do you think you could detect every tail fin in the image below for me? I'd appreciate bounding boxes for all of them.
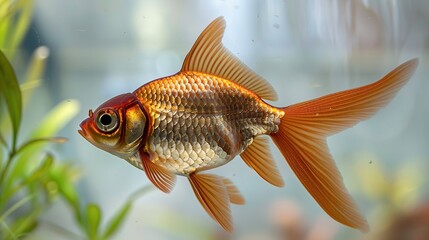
[270,59,418,232]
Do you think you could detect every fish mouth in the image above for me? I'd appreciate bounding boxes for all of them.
[78,129,86,137]
[78,127,94,143]
[78,121,90,139]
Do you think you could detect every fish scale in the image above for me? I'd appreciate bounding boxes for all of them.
[134,72,283,175]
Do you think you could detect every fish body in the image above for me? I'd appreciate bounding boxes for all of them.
[79,17,418,232]
[134,72,283,175]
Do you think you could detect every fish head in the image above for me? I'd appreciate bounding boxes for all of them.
[79,93,147,159]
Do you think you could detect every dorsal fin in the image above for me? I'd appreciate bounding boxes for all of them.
[181,17,278,101]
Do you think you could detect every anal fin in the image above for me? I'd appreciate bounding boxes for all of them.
[240,136,284,187]
[139,150,176,193]
[223,178,245,205]
[188,173,233,232]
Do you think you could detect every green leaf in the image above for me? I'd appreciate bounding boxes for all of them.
[0,3,12,47]
[0,49,22,151]
[102,185,153,239]
[0,194,33,220]
[102,202,132,239]
[15,137,67,156]
[0,0,22,24]
[48,163,81,223]
[29,99,80,138]
[0,45,48,147]
[85,203,102,240]
[0,218,16,240]
[9,207,40,239]
[0,147,3,167]
[21,46,49,108]
[0,0,34,52]
[0,132,6,148]
[0,87,3,115]
[5,100,79,195]
[6,0,33,50]
[1,154,53,204]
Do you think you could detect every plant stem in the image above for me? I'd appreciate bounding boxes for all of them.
[0,151,14,186]
[0,194,34,221]
[14,137,67,156]
[0,219,17,240]
[0,195,33,240]
[0,133,7,148]
[0,137,67,185]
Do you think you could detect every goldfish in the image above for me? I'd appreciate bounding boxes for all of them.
[78,16,418,232]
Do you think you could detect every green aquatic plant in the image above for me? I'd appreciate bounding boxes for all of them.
[0,47,150,240]
[0,1,150,239]
[0,45,78,238]
[0,0,33,54]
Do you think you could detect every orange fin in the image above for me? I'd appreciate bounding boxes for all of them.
[272,135,369,231]
[188,173,233,232]
[240,136,284,187]
[222,178,245,205]
[283,59,419,136]
[181,16,277,101]
[140,151,176,193]
[271,59,418,232]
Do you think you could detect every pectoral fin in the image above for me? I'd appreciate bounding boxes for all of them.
[139,150,176,193]
[188,173,233,232]
[240,136,284,187]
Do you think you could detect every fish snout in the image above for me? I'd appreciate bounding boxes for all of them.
[78,118,91,140]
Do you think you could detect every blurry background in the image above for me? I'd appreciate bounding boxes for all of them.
[11,0,429,239]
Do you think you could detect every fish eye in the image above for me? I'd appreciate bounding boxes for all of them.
[95,109,119,133]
